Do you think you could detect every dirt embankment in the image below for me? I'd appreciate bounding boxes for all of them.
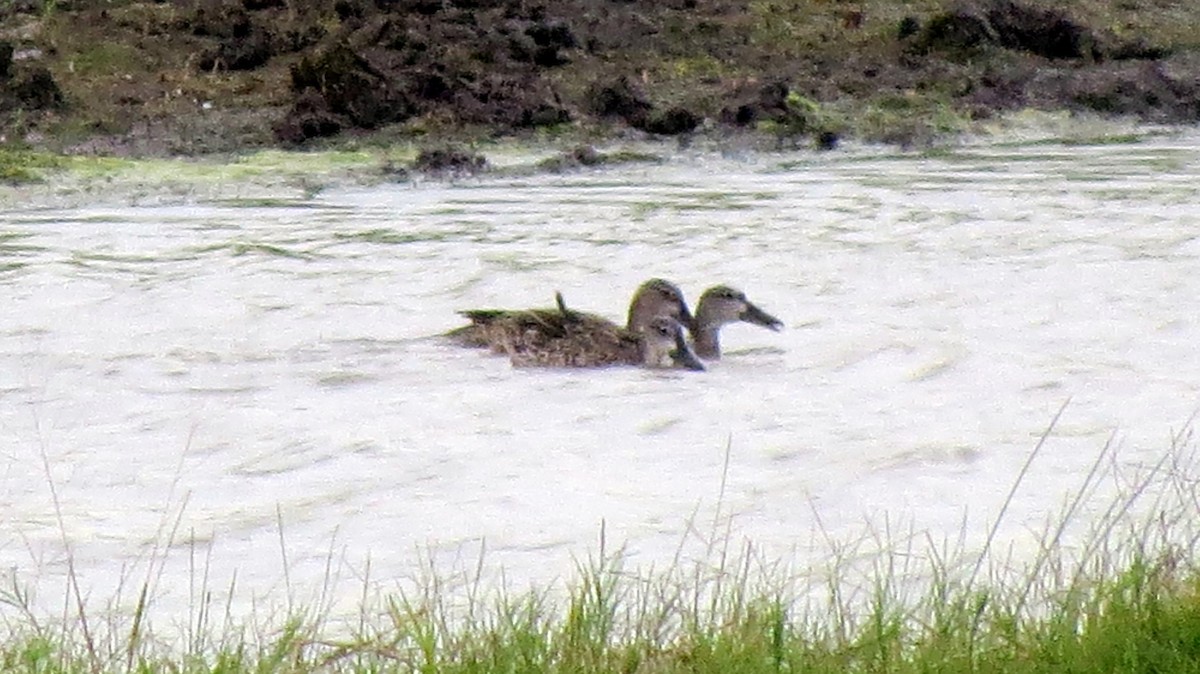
[1,0,1198,155]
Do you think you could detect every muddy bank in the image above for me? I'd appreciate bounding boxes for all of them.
[1,0,1198,155]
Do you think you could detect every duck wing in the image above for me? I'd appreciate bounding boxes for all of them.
[507,311,642,368]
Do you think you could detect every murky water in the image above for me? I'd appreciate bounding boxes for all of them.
[3,132,1199,625]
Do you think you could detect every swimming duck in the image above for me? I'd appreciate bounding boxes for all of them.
[456,291,704,370]
[506,300,704,370]
[625,278,693,333]
[626,284,784,359]
[689,285,784,359]
[446,277,691,350]
[447,278,781,361]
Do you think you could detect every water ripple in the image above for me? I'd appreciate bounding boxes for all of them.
[3,133,1200,622]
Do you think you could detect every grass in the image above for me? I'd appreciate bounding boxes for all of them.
[3,412,1200,673]
[833,94,973,148]
[0,148,64,183]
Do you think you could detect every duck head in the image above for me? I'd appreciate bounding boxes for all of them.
[641,316,706,371]
[693,285,783,359]
[627,278,693,332]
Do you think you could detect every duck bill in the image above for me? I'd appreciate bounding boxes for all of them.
[671,331,706,371]
[740,301,783,332]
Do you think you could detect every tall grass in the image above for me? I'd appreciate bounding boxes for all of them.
[3,413,1200,673]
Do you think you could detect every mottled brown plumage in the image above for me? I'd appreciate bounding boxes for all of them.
[448,287,703,370]
[446,278,783,366]
[446,278,690,351]
[506,310,703,370]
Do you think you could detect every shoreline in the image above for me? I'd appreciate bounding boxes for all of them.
[3,1,1200,160]
[0,111,1189,202]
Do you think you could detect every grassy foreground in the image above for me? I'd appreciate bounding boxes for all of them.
[3,425,1200,673]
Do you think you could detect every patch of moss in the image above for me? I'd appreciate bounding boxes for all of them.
[838,93,971,147]
[60,155,136,176]
[66,42,146,77]
[0,149,64,184]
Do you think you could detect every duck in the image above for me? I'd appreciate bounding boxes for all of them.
[446,277,691,351]
[688,285,784,359]
[455,291,704,370]
[506,300,704,370]
[447,278,782,362]
[625,278,693,334]
[619,281,777,359]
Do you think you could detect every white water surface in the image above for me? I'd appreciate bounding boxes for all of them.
[2,132,1200,626]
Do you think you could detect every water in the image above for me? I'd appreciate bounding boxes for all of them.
[3,133,1199,625]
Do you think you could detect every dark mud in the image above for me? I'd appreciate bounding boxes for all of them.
[1,0,1198,155]
[0,40,63,118]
